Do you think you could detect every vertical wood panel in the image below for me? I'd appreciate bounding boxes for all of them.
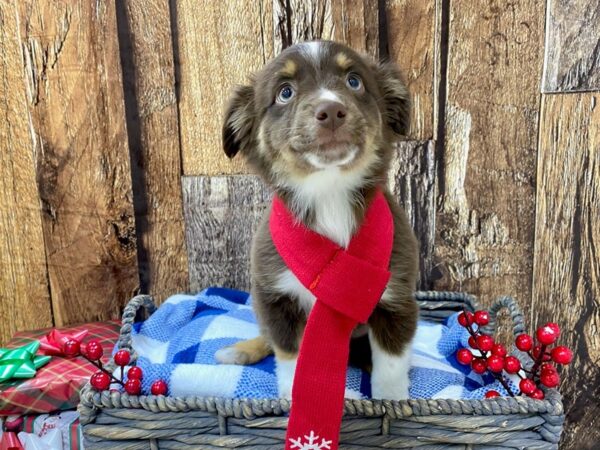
[17,1,139,325]
[532,93,599,450]
[176,0,274,176]
[274,0,379,56]
[182,176,272,292]
[385,0,436,140]
[119,0,188,302]
[389,141,437,290]
[0,2,52,343]
[543,0,600,93]
[433,1,545,309]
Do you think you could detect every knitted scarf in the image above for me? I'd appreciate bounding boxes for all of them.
[269,189,394,450]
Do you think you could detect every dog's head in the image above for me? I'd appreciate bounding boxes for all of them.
[223,40,410,189]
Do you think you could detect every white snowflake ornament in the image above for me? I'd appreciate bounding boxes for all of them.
[289,430,332,449]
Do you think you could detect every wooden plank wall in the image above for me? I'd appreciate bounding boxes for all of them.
[0,1,598,448]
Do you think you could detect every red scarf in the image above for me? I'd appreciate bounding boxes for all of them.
[269,189,394,450]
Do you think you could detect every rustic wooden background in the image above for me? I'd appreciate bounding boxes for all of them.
[0,1,598,448]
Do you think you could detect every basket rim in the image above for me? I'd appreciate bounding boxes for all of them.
[78,387,563,425]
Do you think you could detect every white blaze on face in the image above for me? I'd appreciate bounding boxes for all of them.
[302,41,322,61]
[318,89,343,103]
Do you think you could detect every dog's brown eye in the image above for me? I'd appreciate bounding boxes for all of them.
[276,84,295,104]
[346,74,363,91]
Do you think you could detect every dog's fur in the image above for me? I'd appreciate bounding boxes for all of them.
[217,41,419,400]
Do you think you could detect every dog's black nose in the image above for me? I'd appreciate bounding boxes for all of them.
[315,101,347,131]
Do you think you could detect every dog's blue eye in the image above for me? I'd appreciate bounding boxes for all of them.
[346,74,362,90]
[276,85,295,104]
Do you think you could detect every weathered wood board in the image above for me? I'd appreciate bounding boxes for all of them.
[17,1,139,325]
[543,0,600,93]
[182,176,272,292]
[433,1,545,310]
[388,141,437,290]
[274,0,378,56]
[176,0,274,176]
[531,93,599,450]
[385,0,436,140]
[0,3,52,344]
[117,0,189,302]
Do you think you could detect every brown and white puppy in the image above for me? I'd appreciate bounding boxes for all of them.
[217,40,419,400]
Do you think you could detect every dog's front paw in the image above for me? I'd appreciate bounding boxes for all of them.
[275,358,297,399]
[215,346,249,365]
[371,378,410,400]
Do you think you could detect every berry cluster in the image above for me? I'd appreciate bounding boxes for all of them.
[455,310,572,400]
[62,338,168,396]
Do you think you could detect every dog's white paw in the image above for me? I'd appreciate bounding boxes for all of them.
[370,332,412,400]
[215,346,248,365]
[276,358,297,399]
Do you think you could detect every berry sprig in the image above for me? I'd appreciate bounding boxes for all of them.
[456,311,515,397]
[455,310,573,400]
[61,339,168,396]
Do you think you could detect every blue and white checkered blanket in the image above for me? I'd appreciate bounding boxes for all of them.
[127,288,520,399]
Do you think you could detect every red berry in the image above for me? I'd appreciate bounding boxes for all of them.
[151,379,168,396]
[114,349,131,367]
[468,336,477,348]
[85,339,103,360]
[504,356,521,374]
[457,348,473,365]
[551,346,573,365]
[474,310,490,326]
[476,335,495,352]
[458,312,474,327]
[536,324,559,345]
[515,334,533,352]
[492,344,507,357]
[487,355,504,372]
[540,370,560,388]
[547,323,561,338]
[127,366,143,380]
[540,363,557,374]
[471,358,487,374]
[63,339,81,357]
[519,378,536,395]
[124,378,142,395]
[485,390,500,398]
[90,371,110,391]
[530,389,545,400]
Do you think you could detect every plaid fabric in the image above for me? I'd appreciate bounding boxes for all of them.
[0,321,120,415]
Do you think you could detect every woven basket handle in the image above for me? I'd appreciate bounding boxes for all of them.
[115,294,157,361]
[480,295,526,337]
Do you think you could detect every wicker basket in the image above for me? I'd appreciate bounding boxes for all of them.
[78,291,564,449]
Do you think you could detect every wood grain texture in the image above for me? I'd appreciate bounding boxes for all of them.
[389,141,436,290]
[17,1,139,325]
[0,2,52,344]
[532,93,599,450]
[433,1,545,309]
[176,0,274,175]
[182,176,272,292]
[543,0,600,93]
[385,0,436,140]
[273,0,378,56]
[118,0,189,302]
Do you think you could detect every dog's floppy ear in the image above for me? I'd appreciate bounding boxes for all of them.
[373,61,411,136]
[222,85,255,158]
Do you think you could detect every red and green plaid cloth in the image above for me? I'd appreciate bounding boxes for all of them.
[0,321,120,415]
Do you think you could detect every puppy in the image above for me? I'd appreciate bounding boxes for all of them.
[217,40,419,400]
